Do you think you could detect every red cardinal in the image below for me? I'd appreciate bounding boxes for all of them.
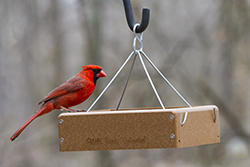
[10,65,106,141]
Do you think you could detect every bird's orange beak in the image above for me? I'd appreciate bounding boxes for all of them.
[97,70,107,78]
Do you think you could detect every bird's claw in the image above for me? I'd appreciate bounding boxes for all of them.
[76,109,86,112]
[60,106,86,112]
[60,106,75,112]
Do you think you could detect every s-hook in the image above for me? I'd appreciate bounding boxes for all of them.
[123,0,150,33]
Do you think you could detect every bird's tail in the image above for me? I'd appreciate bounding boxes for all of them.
[10,102,53,142]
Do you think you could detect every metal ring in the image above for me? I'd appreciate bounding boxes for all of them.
[133,37,143,52]
[133,24,143,51]
[133,24,140,34]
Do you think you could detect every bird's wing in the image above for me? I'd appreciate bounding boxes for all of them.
[38,76,87,105]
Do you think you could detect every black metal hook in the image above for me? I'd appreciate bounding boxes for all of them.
[122,0,150,33]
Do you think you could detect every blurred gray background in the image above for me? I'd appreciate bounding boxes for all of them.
[0,0,250,167]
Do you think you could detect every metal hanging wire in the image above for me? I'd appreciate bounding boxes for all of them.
[87,0,192,126]
[140,50,192,126]
[137,51,165,109]
[87,24,192,125]
[86,51,135,112]
[131,24,165,110]
[116,53,137,110]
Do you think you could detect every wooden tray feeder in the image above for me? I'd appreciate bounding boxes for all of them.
[58,106,219,151]
[57,0,220,151]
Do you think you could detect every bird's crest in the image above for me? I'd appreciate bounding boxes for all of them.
[81,65,102,71]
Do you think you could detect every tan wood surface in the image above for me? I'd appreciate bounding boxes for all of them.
[58,105,220,151]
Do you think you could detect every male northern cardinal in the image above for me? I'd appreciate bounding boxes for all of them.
[10,65,106,141]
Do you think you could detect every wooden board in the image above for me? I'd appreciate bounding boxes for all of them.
[58,105,220,151]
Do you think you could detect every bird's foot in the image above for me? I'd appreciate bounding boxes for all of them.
[60,106,76,112]
[76,109,86,112]
[60,106,86,112]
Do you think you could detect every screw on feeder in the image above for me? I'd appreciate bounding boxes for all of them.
[169,114,175,120]
[170,133,175,139]
[59,119,63,124]
[122,0,150,33]
[60,137,64,143]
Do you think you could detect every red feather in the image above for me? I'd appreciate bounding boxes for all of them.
[10,65,106,141]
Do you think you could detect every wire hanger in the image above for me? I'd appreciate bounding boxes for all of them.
[87,0,193,126]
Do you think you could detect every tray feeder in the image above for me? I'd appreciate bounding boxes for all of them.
[58,0,220,151]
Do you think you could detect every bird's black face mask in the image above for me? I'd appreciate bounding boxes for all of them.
[92,69,102,85]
